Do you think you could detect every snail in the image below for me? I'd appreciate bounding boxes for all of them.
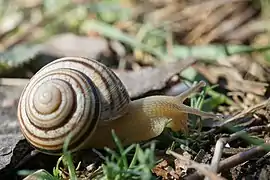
[17,57,221,155]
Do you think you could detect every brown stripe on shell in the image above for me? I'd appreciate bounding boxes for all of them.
[17,57,130,154]
[17,66,101,154]
[106,66,130,118]
[75,59,115,120]
[25,71,78,130]
[71,59,128,121]
[44,57,130,122]
[40,58,114,121]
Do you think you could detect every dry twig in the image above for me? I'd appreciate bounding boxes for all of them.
[167,150,226,180]
[186,143,270,180]
[221,98,270,127]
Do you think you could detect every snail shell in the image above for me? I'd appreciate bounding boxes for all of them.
[17,57,130,154]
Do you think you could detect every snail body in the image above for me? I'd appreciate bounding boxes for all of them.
[17,57,220,155]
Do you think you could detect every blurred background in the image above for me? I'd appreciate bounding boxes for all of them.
[0,0,269,113]
[1,0,270,179]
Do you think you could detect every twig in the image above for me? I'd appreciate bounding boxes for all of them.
[219,144,270,169]
[205,123,270,180]
[207,138,228,180]
[184,2,240,44]
[178,0,250,17]
[221,98,270,126]
[222,147,251,155]
[194,149,206,163]
[256,151,270,164]
[224,19,270,41]
[201,7,256,44]
[205,98,270,136]
[245,124,270,133]
[167,150,226,180]
[185,143,270,180]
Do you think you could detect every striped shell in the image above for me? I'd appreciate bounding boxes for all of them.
[17,57,130,154]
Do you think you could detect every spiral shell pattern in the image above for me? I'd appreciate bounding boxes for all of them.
[17,57,130,154]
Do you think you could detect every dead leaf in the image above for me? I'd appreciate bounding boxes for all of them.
[152,160,170,179]
[152,159,179,179]
[114,58,196,98]
[194,63,268,96]
[3,58,195,99]
[0,58,195,175]
[40,33,126,68]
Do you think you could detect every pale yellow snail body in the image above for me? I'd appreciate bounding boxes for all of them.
[17,57,220,155]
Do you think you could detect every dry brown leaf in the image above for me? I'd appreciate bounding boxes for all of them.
[152,159,180,180]
[217,55,268,82]
[184,2,241,44]
[224,19,270,41]
[40,33,126,67]
[113,58,196,98]
[194,64,268,96]
[152,160,171,179]
[200,6,256,44]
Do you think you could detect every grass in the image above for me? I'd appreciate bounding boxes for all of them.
[16,81,270,180]
[2,0,270,81]
[19,130,157,180]
[4,1,270,179]
[100,130,156,180]
[18,81,214,180]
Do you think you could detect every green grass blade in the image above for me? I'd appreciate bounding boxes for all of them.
[129,144,140,168]
[172,44,270,61]
[83,20,168,60]
[111,130,129,169]
[63,133,77,180]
